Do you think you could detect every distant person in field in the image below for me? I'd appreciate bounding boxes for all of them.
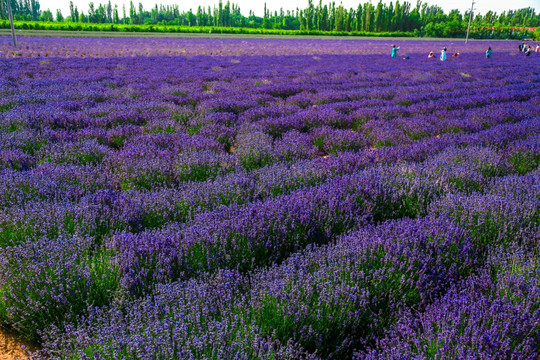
[526,45,531,56]
[402,55,410,60]
[486,47,493,58]
[428,51,435,58]
[440,47,447,61]
[519,43,523,51]
[536,44,540,52]
[391,45,400,58]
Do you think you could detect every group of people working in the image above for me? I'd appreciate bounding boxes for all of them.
[427,47,463,60]
[391,42,539,60]
[391,45,466,60]
[519,42,539,56]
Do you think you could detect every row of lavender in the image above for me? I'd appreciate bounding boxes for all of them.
[0,38,539,358]
[40,163,540,359]
[2,117,539,248]
[1,52,537,197]
[2,58,534,175]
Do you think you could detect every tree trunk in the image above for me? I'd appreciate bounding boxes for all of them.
[7,0,17,47]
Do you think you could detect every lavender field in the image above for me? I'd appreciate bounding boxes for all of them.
[0,36,539,359]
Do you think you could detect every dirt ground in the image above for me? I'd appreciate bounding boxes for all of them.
[0,329,32,360]
[0,28,496,40]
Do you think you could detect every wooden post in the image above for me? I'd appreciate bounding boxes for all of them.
[7,0,17,47]
[465,0,475,44]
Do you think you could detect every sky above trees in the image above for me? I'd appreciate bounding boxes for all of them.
[39,0,540,19]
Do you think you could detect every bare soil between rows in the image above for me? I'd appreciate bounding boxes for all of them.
[0,328,34,360]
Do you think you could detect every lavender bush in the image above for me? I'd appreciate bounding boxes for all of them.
[42,217,477,359]
[357,244,540,360]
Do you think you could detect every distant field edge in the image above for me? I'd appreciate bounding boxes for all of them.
[0,28,415,39]
[0,21,419,39]
[0,29,516,41]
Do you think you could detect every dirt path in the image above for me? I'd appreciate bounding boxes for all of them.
[0,28,405,39]
[0,29,494,41]
[0,329,33,360]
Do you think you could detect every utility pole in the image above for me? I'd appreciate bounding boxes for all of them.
[6,0,17,47]
[465,0,475,44]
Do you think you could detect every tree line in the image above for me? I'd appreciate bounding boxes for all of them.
[1,0,539,38]
[0,0,40,21]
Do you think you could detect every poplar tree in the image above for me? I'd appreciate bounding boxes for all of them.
[69,0,75,21]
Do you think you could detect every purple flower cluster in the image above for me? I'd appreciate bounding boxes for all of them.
[109,165,447,295]
[0,36,539,358]
[358,244,540,360]
[42,217,477,359]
